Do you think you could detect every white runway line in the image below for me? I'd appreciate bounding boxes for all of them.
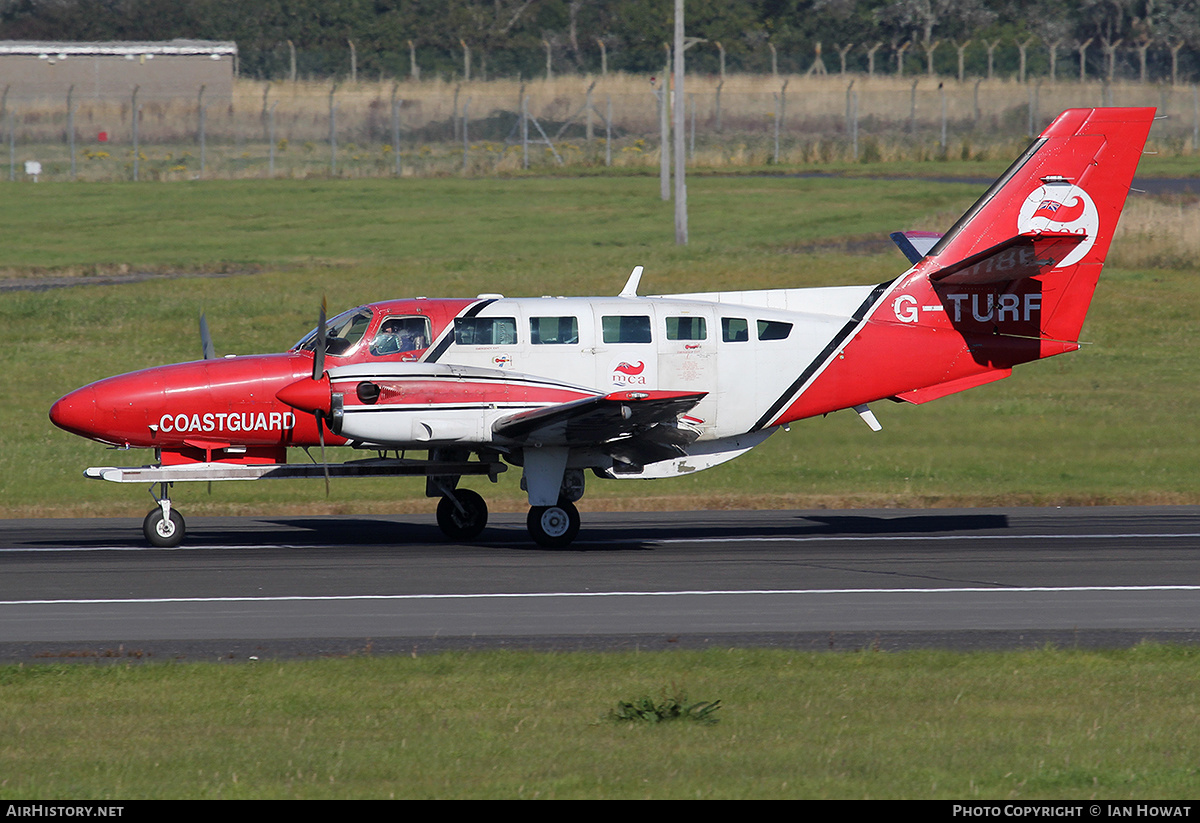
[5,584,1200,607]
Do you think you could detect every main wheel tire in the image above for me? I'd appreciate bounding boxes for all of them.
[526,498,580,548]
[143,508,185,548]
[436,489,488,541]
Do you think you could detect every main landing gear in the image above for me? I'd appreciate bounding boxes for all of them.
[431,454,585,548]
[434,491,581,548]
[435,488,488,540]
[526,498,580,548]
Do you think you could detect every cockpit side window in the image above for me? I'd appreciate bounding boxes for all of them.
[294,307,373,356]
[370,316,432,356]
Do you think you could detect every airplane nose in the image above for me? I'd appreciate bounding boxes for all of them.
[49,386,97,439]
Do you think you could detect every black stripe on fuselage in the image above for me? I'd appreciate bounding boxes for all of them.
[750,279,896,432]
[422,299,497,363]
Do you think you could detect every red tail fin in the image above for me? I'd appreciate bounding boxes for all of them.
[914,107,1155,342]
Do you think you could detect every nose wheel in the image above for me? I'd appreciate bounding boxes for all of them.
[143,482,185,547]
[527,498,580,548]
[143,507,185,548]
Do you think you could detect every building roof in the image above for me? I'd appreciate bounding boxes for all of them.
[0,40,237,57]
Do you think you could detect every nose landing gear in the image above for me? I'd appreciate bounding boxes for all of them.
[143,483,185,548]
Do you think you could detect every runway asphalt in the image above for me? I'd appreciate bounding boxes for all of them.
[2,505,1199,662]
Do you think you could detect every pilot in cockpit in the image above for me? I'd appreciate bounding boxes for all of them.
[370,317,428,356]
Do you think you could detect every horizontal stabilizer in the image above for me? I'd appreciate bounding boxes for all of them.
[893,370,1012,405]
[890,231,943,265]
[927,231,1087,285]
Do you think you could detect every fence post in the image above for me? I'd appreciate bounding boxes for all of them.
[132,86,140,182]
[522,93,529,169]
[773,91,780,163]
[851,86,859,161]
[452,84,461,142]
[689,93,695,160]
[329,84,337,176]
[773,79,788,164]
[605,94,612,167]
[658,82,670,200]
[586,83,594,145]
[908,78,918,135]
[67,85,76,180]
[939,82,947,151]
[196,85,206,177]
[715,79,723,133]
[462,97,470,173]
[268,101,278,177]
[7,110,13,182]
[392,93,402,177]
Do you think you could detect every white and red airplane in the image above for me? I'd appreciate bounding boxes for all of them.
[50,107,1155,548]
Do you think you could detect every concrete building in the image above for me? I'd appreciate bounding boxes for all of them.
[0,40,237,100]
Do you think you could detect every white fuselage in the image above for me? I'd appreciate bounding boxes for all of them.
[423,285,885,440]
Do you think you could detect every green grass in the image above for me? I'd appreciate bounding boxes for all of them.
[2,646,1199,799]
[2,170,1198,517]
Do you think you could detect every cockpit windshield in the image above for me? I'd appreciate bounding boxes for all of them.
[293,307,373,356]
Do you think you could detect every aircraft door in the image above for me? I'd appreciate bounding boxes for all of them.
[714,315,759,436]
[591,304,658,393]
[656,306,717,431]
[521,304,595,384]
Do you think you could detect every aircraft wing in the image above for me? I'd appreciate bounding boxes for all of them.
[493,390,707,466]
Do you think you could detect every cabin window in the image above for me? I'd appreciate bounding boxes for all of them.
[530,316,579,345]
[370,316,432,355]
[454,316,518,346]
[602,315,652,344]
[666,316,707,341]
[757,320,793,341]
[721,317,749,343]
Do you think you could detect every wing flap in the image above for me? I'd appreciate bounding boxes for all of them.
[493,390,707,461]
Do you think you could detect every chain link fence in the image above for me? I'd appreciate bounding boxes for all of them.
[1,76,1197,181]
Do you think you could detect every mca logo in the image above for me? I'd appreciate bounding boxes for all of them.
[1017,181,1098,268]
[611,360,648,386]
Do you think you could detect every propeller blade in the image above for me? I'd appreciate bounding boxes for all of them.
[199,313,216,360]
[312,297,327,380]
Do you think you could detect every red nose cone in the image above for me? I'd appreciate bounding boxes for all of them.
[276,375,331,416]
[49,387,98,440]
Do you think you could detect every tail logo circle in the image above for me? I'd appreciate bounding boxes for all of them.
[1017,183,1098,268]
